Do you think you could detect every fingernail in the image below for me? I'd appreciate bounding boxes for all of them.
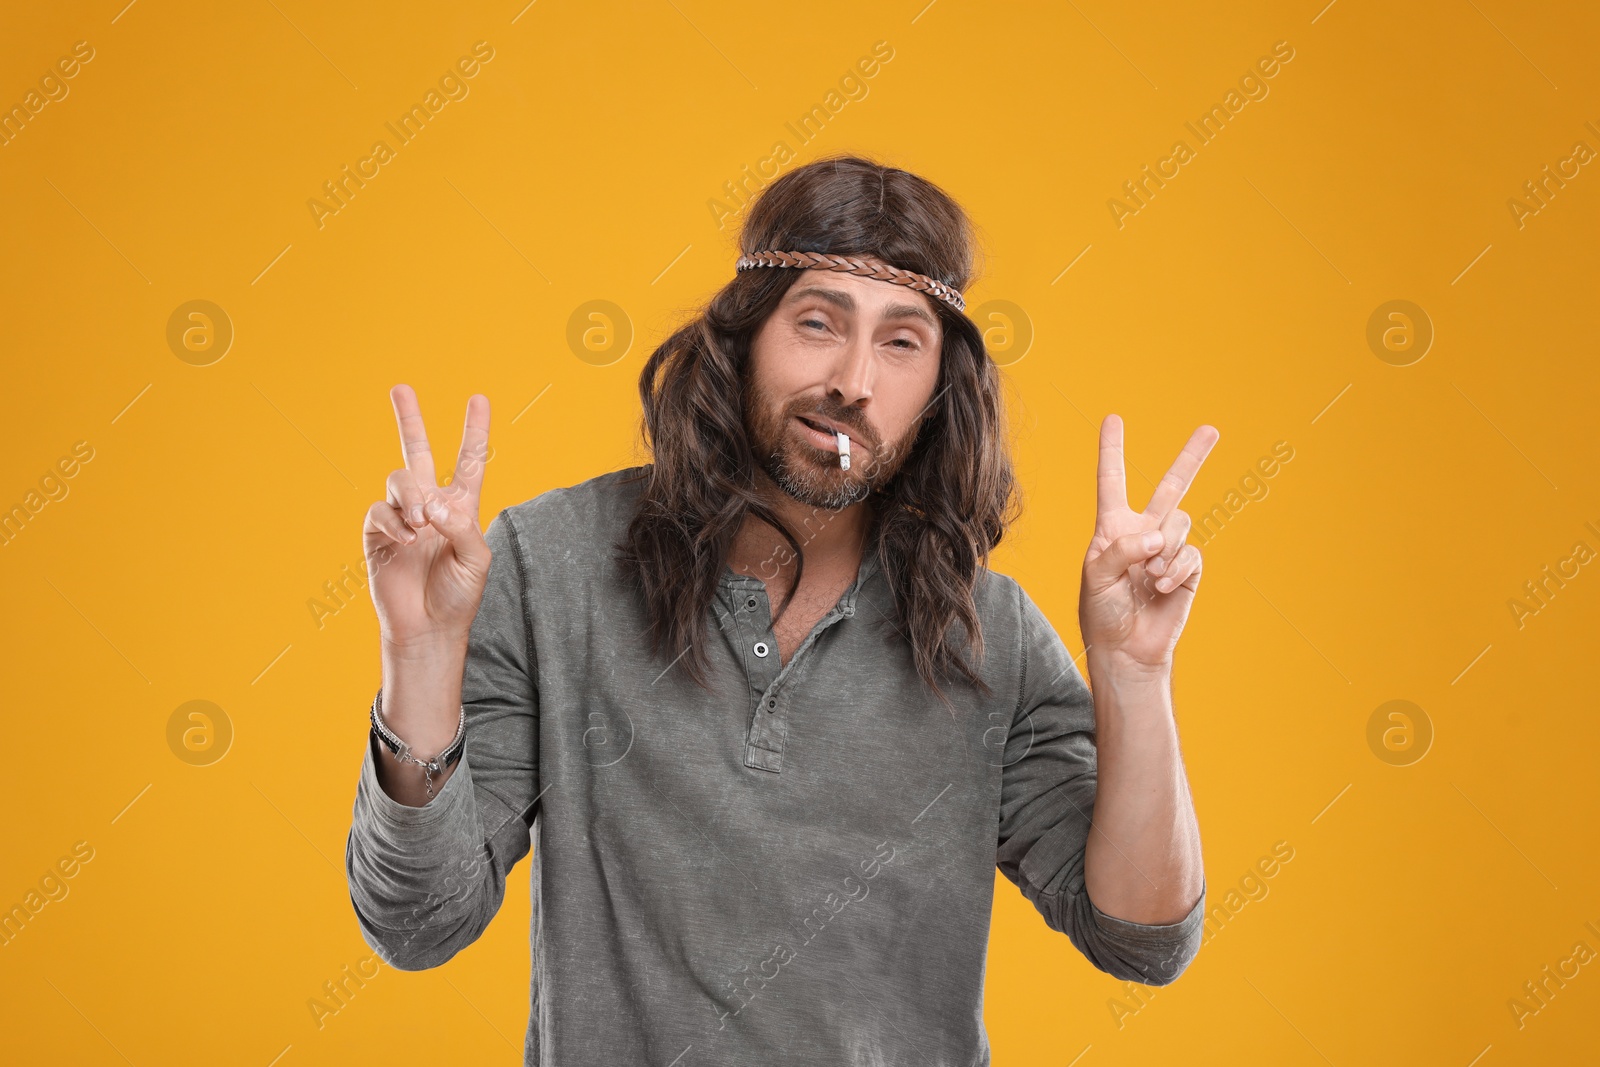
[1144,531,1163,551]
[411,505,424,525]
[1157,576,1173,591]
[427,499,450,522]
[1148,555,1166,576]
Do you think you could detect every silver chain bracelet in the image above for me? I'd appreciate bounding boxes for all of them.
[369,688,467,800]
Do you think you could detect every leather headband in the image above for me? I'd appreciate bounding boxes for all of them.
[735,250,966,313]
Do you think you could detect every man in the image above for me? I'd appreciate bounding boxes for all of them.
[347,154,1215,1065]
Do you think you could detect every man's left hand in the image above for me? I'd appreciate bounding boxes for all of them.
[1079,414,1219,675]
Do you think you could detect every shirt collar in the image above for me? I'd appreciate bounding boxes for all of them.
[720,548,881,613]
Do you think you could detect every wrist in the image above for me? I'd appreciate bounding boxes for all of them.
[378,641,469,752]
[382,631,469,666]
[1086,647,1172,686]
[1086,654,1174,733]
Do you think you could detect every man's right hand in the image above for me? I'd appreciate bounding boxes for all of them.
[364,384,493,653]
[362,385,492,804]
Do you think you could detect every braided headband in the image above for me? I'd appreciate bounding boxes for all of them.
[735,250,966,313]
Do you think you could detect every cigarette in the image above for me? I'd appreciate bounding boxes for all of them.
[836,431,851,471]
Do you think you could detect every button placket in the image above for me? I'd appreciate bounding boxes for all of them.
[718,556,876,773]
[722,578,780,723]
[744,604,855,772]
[741,592,785,763]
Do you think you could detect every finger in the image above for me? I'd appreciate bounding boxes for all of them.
[422,494,490,571]
[364,499,417,547]
[1096,414,1129,518]
[1085,528,1164,593]
[1146,509,1192,577]
[390,383,438,491]
[386,468,431,530]
[444,394,491,507]
[1154,544,1202,593]
[1143,424,1220,520]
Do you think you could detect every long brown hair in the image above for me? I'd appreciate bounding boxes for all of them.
[614,154,1020,703]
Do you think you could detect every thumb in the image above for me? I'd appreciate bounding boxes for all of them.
[424,494,490,572]
[1084,529,1164,593]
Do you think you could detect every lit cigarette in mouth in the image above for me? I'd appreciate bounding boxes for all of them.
[836,431,851,471]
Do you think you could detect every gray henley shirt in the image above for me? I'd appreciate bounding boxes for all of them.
[344,465,1206,1065]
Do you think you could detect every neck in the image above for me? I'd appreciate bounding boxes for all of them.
[725,470,874,600]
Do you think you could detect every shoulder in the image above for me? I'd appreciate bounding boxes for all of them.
[498,464,648,531]
[919,564,1030,698]
[971,565,1026,635]
[965,566,1084,701]
[488,464,650,564]
[972,566,1077,640]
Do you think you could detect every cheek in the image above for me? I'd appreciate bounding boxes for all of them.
[878,370,938,450]
[756,362,810,413]
[768,355,846,418]
[750,327,814,385]
[899,352,941,420]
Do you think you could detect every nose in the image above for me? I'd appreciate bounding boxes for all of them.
[826,328,874,410]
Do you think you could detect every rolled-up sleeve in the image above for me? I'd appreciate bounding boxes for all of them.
[344,508,541,971]
[995,580,1205,986]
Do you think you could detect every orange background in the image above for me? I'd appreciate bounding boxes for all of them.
[3,1,1598,1063]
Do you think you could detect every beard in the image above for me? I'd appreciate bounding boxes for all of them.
[743,377,923,511]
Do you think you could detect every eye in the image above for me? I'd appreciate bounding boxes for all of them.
[888,336,921,351]
[800,318,827,330]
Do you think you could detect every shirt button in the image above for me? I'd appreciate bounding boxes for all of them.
[745,597,758,610]
[753,641,769,658]
[766,698,777,712]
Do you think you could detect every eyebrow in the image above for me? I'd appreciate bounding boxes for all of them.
[785,285,939,332]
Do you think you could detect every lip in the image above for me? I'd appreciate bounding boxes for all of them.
[794,414,855,451]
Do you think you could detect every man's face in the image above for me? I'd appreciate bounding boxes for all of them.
[745,270,944,510]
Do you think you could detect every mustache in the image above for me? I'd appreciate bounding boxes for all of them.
[788,402,876,449]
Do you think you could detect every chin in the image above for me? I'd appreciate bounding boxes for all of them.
[769,449,870,510]
[791,484,869,510]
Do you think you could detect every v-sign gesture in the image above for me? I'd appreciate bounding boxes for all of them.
[363,385,493,652]
[1079,414,1219,674]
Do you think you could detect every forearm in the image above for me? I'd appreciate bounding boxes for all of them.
[348,709,497,970]
[349,628,533,971]
[1082,652,1203,924]
[373,638,469,806]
